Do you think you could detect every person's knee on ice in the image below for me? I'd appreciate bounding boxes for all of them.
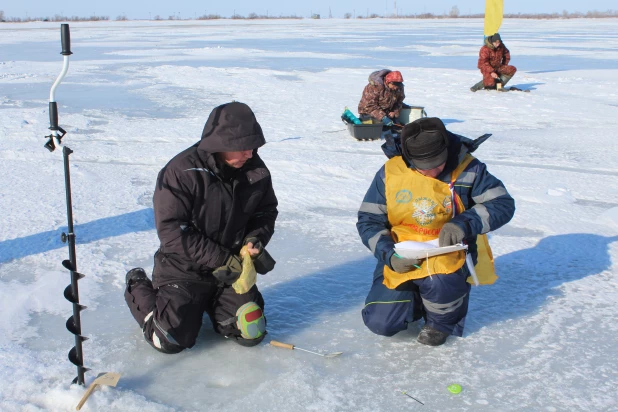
[361,256,422,336]
[141,311,186,354]
[235,301,266,344]
[362,272,420,337]
[145,330,185,354]
[218,301,267,347]
[362,304,409,337]
[136,281,208,354]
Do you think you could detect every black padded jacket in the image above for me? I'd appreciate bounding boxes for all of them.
[152,102,278,288]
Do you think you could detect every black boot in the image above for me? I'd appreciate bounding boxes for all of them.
[417,325,449,346]
[498,74,512,87]
[470,80,484,92]
[126,267,152,290]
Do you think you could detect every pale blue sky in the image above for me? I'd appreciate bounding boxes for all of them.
[3,1,616,20]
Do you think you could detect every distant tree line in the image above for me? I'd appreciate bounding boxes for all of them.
[0,12,110,22]
[1,8,617,22]
[350,7,618,19]
[196,13,302,20]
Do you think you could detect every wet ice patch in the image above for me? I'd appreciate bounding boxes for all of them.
[518,187,576,204]
[0,271,71,342]
[273,74,302,82]
[546,187,575,201]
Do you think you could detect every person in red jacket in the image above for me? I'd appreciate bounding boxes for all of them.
[470,33,517,92]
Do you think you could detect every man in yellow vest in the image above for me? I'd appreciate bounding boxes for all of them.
[357,117,515,346]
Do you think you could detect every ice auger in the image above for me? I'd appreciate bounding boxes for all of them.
[45,24,89,386]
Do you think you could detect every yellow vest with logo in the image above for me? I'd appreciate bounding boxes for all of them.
[383,155,497,289]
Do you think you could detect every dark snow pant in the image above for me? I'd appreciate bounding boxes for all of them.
[362,263,471,337]
[483,65,517,87]
[125,279,265,354]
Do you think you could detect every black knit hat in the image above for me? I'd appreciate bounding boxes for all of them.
[401,117,449,170]
[489,33,501,43]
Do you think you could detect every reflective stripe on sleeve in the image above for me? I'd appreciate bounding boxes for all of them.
[472,203,491,233]
[359,202,387,215]
[456,171,477,186]
[368,229,391,254]
[472,186,508,204]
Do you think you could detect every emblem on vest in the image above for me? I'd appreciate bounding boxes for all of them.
[443,197,453,216]
[395,189,413,204]
[411,197,437,225]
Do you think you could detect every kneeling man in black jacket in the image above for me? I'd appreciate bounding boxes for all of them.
[124,102,278,353]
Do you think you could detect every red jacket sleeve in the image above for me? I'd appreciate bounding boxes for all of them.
[478,47,494,75]
[503,46,511,66]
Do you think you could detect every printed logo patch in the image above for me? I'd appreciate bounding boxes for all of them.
[411,197,437,225]
[443,196,453,216]
[396,190,413,204]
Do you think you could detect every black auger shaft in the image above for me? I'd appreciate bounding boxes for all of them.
[61,146,89,385]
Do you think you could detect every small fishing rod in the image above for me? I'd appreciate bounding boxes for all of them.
[45,23,89,386]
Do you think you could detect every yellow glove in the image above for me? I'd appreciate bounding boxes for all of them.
[232,246,257,294]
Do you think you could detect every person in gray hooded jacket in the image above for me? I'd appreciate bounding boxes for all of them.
[124,102,278,353]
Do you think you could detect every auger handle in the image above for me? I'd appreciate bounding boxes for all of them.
[270,340,294,350]
[49,23,72,134]
[61,23,72,55]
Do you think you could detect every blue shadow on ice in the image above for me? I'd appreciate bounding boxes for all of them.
[510,82,544,91]
[258,232,618,340]
[467,233,618,334]
[526,70,568,74]
[0,208,155,263]
[258,256,373,339]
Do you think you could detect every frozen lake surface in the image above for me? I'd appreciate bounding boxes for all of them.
[1,18,617,411]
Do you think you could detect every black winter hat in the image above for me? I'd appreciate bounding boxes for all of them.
[401,117,449,170]
[489,33,501,43]
[199,102,265,153]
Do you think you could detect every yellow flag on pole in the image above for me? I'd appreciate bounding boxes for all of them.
[484,0,504,36]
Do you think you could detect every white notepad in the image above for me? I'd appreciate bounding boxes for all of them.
[394,239,467,260]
